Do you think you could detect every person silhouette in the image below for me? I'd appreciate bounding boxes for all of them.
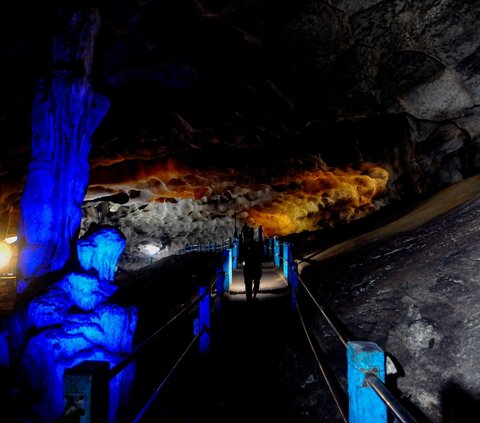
[241,240,263,301]
[241,223,250,244]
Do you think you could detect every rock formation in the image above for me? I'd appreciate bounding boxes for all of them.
[1,2,479,265]
[3,225,136,422]
[16,5,109,291]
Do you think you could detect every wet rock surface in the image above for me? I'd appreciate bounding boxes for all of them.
[300,195,480,422]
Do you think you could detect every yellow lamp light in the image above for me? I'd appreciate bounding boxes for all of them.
[0,241,12,268]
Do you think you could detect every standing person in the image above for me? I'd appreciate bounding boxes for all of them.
[258,225,263,243]
[248,226,254,243]
[242,241,262,301]
[241,223,249,244]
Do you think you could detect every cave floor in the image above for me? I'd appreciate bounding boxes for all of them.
[122,259,342,423]
[117,175,480,423]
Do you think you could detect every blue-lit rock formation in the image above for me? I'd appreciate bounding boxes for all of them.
[77,226,127,283]
[6,6,137,420]
[12,226,137,423]
[16,6,109,293]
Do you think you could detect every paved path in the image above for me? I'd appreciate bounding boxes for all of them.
[137,258,312,423]
[228,260,289,297]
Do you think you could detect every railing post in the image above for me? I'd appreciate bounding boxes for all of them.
[223,248,232,291]
[215,270,224,314]
[274,237,280,268]
[347,341,387,423]
[194,286,211,354]
[289,261,299,311]
[63,360,110,423]
[283,242,289,279]
[232,238,239,270]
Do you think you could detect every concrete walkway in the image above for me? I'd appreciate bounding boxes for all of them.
[139,258,315,423]
[227,260,289,297]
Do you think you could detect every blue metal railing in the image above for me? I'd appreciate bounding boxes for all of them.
[274,238,417,423]
[62,230,416,422]
[62,248,233,422]
[177,238,232,255]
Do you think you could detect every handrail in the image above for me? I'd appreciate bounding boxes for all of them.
[278,239,418,423]
[296,298,348,423]
[109,271,218,379]
[178,238,232,255]
[126,258,226,420]
[365,373,417,423]
[132,326,207,423]
[296,274,351,348]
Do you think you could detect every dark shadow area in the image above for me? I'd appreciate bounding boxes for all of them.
[441,381,480,423]
[112,252,223,422]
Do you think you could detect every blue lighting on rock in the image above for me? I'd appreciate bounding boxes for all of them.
[60,272,118,311]
[12,224,138,422]
[17,77,109,293]
[0,330,8,367]
[11,8,136,422]
[77,227,126,281]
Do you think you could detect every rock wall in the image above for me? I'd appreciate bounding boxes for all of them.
[16,7,109,292]
[1,0,480,270]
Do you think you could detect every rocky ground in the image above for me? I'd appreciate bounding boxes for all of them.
[299,177,480,422]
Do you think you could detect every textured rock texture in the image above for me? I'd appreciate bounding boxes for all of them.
[16,6,109,291]
[2,226,136,423]
[2,1,480,245]
[300,194,480,422]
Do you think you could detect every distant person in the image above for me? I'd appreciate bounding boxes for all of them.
[258,225,266,255]
[241,223,250,244]
[241,241,263,301]
[248,226,254,243]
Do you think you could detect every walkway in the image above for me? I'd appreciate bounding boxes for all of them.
[135,256,313,422]
[228,260,289,296]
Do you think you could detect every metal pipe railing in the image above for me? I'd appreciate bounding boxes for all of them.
[296,299,348,423]
[365,373,417,423]
[109,272,217,379]
[296,274,352,348]
[132,327,206,423]
[178,238,232,255]
[282,240,352,346]
[278,240,418,423]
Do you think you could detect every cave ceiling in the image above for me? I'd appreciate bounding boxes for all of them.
[1,0,480,242]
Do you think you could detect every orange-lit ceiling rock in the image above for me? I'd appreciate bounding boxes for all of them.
[2,0,479,245]
[86,155,389,238]
[247,163,389,236]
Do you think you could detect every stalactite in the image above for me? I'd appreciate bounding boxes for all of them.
[17,7,110,293]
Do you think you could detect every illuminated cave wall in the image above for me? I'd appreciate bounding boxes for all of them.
[3,6,137,423]
[1,0,480,269]
[13,226,136,423]
[80,157,390,270]
[17,7,109,292]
